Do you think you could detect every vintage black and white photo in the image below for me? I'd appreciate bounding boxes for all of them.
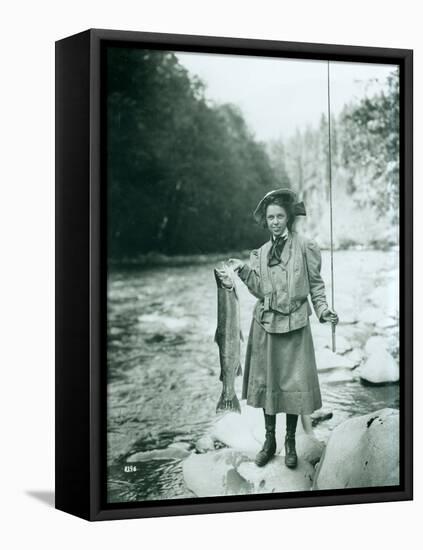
[105,45,400,504]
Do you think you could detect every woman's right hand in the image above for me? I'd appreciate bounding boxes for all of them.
[321,308,339,325]
[228,258,245,272]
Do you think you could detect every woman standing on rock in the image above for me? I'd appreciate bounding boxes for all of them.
[228,188,338,469]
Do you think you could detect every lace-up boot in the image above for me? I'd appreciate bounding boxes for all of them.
[255,410,276,467]
[284,413,298,468]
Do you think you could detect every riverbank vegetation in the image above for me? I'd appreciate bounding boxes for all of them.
[107,48,399,261]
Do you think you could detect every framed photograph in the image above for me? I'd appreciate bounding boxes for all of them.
[55,28,413,521]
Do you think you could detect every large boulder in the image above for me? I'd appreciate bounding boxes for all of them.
[182,448,317,497]
[210,408,262,455]
[295,434,325,466]
[182,449,253,497]
[359,347,399,384]
[365,335,390,355]
[237,457,315,493]
[313,408,399,490]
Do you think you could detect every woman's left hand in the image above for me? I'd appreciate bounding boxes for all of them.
[321,308,339,325]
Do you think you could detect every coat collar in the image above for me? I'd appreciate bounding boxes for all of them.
[267,229,293,266]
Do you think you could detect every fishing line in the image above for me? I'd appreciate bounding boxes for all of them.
[327,60,336,352]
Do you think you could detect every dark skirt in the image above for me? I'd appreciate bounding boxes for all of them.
[241,317,322,415]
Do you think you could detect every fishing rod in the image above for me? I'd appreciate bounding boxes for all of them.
[327,60,336,353]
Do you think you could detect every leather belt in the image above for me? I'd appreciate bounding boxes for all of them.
[260,296,307,319]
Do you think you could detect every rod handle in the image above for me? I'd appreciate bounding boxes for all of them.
[331,323,336,353]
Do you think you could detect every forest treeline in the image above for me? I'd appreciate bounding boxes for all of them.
[107,48,278,258]
[107,48,399,259]
[270,69,399,248]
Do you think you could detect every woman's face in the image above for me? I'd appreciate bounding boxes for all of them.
[266,203,288,238]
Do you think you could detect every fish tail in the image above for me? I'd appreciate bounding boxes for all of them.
[236,363,242,376]
[240,330,244,342]
[216,392,241,414]
[214,328,219,344]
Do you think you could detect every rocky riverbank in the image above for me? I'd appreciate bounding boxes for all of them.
[110,249,400,502]
[181,406,399,496]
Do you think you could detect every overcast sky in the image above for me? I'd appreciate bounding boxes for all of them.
[175,52,396,142]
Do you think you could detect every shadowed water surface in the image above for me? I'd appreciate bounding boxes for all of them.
[107,250,399,503]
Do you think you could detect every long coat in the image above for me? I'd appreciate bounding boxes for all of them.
[237,230,329,415]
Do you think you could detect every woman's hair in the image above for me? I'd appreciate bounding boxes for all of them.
[259,196,296,231]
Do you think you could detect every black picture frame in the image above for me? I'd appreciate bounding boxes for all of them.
[55,28,413,521]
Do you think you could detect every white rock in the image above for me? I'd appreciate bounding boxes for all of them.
[183,446,320,497]
[316,348,356,371]
[127,446,191,462]
[368,282,399,317]
[195,435,215,454]
[361,307,382,325]
[168,441,192,451]
[210,410,261,455]
[237,457,315,493]
[368,286,388,307]
[324,334,352,354]
[343,348,364,367]
[313,408,399,490]
[182,449,252,497]
[295,434,325,466]
[376,316,398,330]
[345,316,360,325]
[365,335,390,355]
[383,281,400,316]
[360,348,399,384]
[337,311,359,325]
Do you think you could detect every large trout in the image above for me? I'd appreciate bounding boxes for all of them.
[214,263,243,414]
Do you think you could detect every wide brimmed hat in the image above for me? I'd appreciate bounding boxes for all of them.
[253,188,306,223]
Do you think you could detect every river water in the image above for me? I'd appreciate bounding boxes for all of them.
[107,249,399,503]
